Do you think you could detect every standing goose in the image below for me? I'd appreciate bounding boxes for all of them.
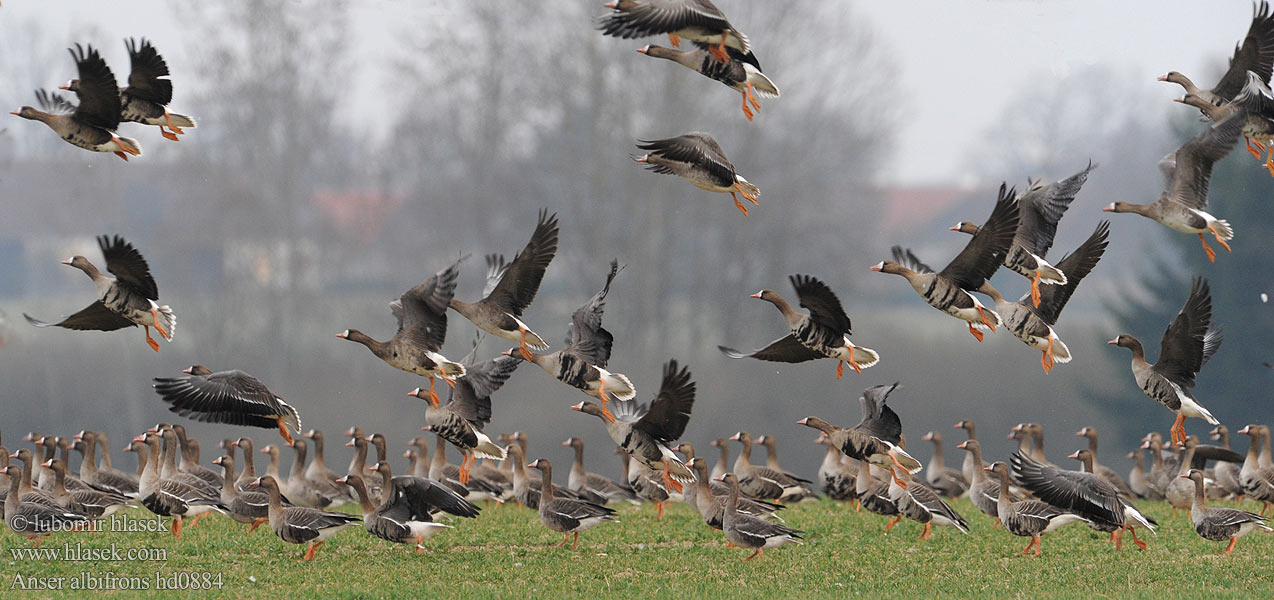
[71,433,137,497]
[62,38,196,141]
[1108,277,1222,446]
[887,468,970,540]
[231,437,260,492]
[134,433,226,537]
[1177,71,1274,175]
[527,458,617,549]
[211,454,273,533]
[953,163,1094,306]
[795,382,923,488]
[719,274,879,377]
[281,439,333,509]
[1209,425,1246,499]
[409,338,518,483]
[598,0,752,62]
[252,476,359,561]
[728,431,813,501]
[622,450,673,518]
[632,133,760,215]
[337,261,467,405]
[1236,425,1274,514]
[449,211,559,361]
[1159,3,1274,109]
[562,437,639,505]
[717,473,804,561]
[685,457,784,529]
[752,434,816,501]
[872,185,1020,341]
[1181,468,1272,554]
[153,365,302,444]
[920,431,968,498]
[636,44,777,121]
[975,221,1110,373]
[572,359,696,491]
[957,440,1020,523]
[5,466,88,547]
[338,470,478,553]
[953,420,987,485]
[302,430,352,505]
[1011,450,1158,550]
[1075,426,1136,499]
[505,260,634,421]
[1103,113,1244,262]
[709,438,731,481]
[855,460,900,527]
[43,458,134,518]
[1127,449,1154,500]
[25,235,173,351]
[813,433,856,501]
[1165,436,1202,517]
[426,435,505,503]
[985,462,1088,556]
[10,45,141,160]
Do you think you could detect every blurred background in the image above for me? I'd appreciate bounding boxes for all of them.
[0,0,1270,482]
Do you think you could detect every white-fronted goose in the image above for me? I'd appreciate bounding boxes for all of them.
[563,437,639,505]
[685,457,783,529]
[1159,3,1274,108]
[1140,435,1175,498]
[70,434,137,497]
[426,434,504,503]
[598,0,751,62]
[10,45,141,160]
[506,260,634,420]
[572,359,695,491]
[1127,449,1156,500]
[281,438,335,509]
[1011,450,1157,550]
[855,460,900,527]
[718,473,803,560]
[1165,436,1202,516]
[153,365,301,444]
[1177,71,1274,175]
[1209,425,1245,499]
[410,339,517,483]
[5,466,88,547]
[954,420,988,485]
[9,448,58,508]
[957,440,1020,523]
[1103,114,1244,262]
[343,436,382,504]
[344,426,365,475]
[623,450,672,517]
[339,469,479,553]
[44,458,133,518]
[985,462,1088,556]
[977,221,1110,373]
[727,430,814,502]
[252,476,359,561]
[63,38,196,141]
[1108,277,1222,446]
[302,430,352,505]
[752,434,816,501]
[709,437,730,481]
[1182,468,1272,554]
[813,433,856,501]
[720,274,879,377]
[795,382,923,488]
[450,211,558,360]
[134,433,226,537]
[1236,425,1274,514]
[153,427,218,497]
[921,431,968,498]
[952,163,1094,306]
[211,453,273,533]
[886,469,969,540]
[26,235,172,351]
[1075,426,1135,499]
[633,132,760,215]
[171,425,222,490]
[636,44,776,121]
[527,458,617,549]
[872,186,1020,341]
[231,437,259,492]
[337,260,467,405]
[260,443,284,482]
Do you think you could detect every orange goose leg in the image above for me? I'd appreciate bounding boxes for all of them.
[571,531,581,550]
[150,307,169,341]
[247,518,266,533]
[836,359,844,379]
[744,548,763,561]
[729,191,749,216]
[975,304,996,332]
[1246,136,1263,159]
[994,517,1001,528]
[1208,224,1232,254]
[661,469,683,494]
[188,513,205,528]
[427,377,442,407]
[596,387,616,423]
[967,321,985,343]
[458,453,472,484]
[171,517,183,538]
[518,328,534,362]
[1030,273,1042,307]
[277,417,294,445]
[656,501,665,520]
[1224,536,1238,555]
[709,36,729,62]
[1171,414,1186,447]
[1020,537,1036,555]
[667,33,681,47]
[919,522,932,540]
[884,515,901,531]
[847,344,862,374]
[1040,336,1055,374]
[1198,234,1217,263]
[1127,525,1147,550]
[416,537,427,553]
[30,536,44,548]
[143,326,160,352]
[733,181,759,205]
[887,460,909,488]
[556,533,571,548]
[739,90,755,121]
[747,82,761,111]
[164,110,185,136]
[114,151,130,161]
[1110,528,1123,550]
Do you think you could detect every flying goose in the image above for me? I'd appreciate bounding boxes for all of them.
[636,44,777,121]
[632,133,760,215]
[598,0,752,62]
[62,38,196,141]
[153,365,302,444]
[10,45,140,160]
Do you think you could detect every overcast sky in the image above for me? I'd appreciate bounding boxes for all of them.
[0,0,1258,184]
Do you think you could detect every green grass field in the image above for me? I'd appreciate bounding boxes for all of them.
[2,496,1270,599]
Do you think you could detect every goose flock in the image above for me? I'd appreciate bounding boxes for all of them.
[6,0,1274,565]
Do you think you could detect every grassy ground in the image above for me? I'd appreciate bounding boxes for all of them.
[2,495,1271,599]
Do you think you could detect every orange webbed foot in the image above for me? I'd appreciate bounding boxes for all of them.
[115,151,130,162]
[161,128,180,142]
[730,192,750,216]
[967,322,985,342]
[1198,234,1216,263]
[144,327,160,352]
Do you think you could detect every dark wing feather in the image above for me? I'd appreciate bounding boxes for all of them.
[1163,112,1245,210]
[1016,161,1094,256]
[446,354,519,428]
[124,38,173,105]
[484,210,558,316]
[396,260,460,351]
[890,246,934,274]
[24,302,134,332]
[789,274,851,333]
[35,89,77,114]
[392,476,480,518]
[939,184,1020,289]
[563,260,620,365]
[1232,71,1274,114]
[597,0,731,39]
[1031,220,1109,325]
[99,235,159,299]
[636,133,736,184]
[1212,2,1274,100]
[635,360,695,443]
[717,335,826,363]
[68,44,121,130]
[853,383,902,444]
[1010,452,1123,524]
[1153,277,1214,387]
[152,370,298,430]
